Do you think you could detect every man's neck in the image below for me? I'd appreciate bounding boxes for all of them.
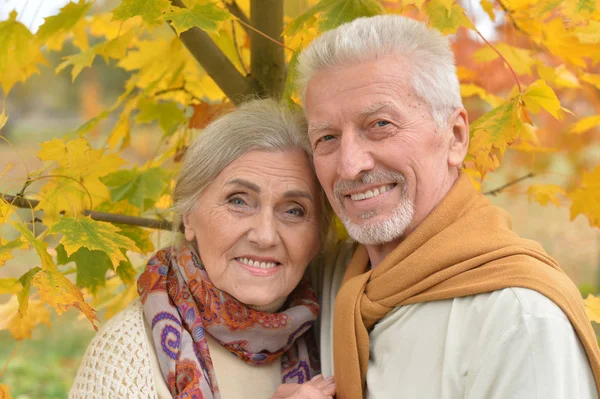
[366,239,402,268]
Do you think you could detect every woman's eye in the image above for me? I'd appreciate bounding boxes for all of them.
[320,134,336,142]
[228,197,247,206]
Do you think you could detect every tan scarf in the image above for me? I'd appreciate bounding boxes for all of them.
[333,173,600,398]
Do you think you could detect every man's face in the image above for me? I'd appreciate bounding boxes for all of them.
[304,56,466,250]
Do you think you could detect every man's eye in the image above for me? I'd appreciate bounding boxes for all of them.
[375,120,390,127]
[320,134,336,142]
[286,207,305,217]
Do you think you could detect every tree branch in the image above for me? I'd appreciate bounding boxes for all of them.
[168,0,261,104]
[2,194,175,231]
[483,173,535,196]
[250,0,285,97]
[223,0,251,35]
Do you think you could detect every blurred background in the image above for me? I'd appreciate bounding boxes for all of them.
[0,0,599,398]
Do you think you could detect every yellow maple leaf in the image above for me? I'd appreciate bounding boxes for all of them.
[425,0,474,35]
[0,296,51,340]
[569,165,600,228]
[0,278,21,294]
[12,223,56,271]
[580,72,600,89]
[480,0,496,21]
[107,99,136,150]
[89,13,142,40]
[460,83,503,107]
[0,11,47,94]
[0,107,7,131]
[32,269,98,329]
[564,1,598,23]
[574,20,600,43]
[0,237,28,268]
[473,43,537,76]
[467,98,524,177]
[585,294,600,324]
[537,64,580,89]
[36,138,126,224]
[568,115,600,135]
[543,19,597,68]
[527,184,566,207]
[521,79,567,120]
[0,384,14,399]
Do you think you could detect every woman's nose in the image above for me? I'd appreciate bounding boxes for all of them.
[247,210,280,249]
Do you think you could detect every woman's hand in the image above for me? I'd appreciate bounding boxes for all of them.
[271,375,336,399]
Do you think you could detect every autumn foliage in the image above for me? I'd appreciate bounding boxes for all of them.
[1,0,600,396]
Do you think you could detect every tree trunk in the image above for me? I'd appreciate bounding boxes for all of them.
[251,0,285,98]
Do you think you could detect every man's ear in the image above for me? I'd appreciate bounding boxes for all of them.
[447,108,469,168]
[183,214,196,242]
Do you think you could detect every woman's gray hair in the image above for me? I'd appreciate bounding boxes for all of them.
[296,15,463,128]
[172,98,331,245]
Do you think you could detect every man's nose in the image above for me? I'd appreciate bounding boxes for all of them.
[337,130,375,180]
[247,210,280,249]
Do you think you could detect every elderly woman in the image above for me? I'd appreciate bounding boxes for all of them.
[70,99,336,399]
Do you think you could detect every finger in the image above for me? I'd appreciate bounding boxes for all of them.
[271,383,300,398]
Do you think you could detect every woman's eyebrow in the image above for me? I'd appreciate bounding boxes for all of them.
[226,178,260,193]
[284,190,313,201]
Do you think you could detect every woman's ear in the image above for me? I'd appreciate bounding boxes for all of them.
[183,214,196,242]
[447,108,470,168]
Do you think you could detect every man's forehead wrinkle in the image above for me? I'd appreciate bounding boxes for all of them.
[358,101,398,117]
[308,120,334,135]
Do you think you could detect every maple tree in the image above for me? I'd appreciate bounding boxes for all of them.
[0,0,600,395]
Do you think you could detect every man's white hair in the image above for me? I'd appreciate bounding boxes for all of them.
[297,15,463,127]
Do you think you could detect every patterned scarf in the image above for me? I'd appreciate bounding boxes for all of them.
[138,246,320,399]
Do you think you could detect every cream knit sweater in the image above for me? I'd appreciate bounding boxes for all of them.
[69,299,282,399]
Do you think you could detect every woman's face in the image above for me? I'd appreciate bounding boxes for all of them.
[183,148,322,308]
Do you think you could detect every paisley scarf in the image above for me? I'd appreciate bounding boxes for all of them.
[138,246,320,399]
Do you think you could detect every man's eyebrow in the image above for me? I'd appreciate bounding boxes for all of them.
[358,101,396,117]
[226,178,260,192]
[284,190,313,201]
[308,121,333,136]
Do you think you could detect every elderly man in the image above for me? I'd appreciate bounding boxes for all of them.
[296,15,600,399]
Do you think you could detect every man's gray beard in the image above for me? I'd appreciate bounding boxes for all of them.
[334,171,415,245]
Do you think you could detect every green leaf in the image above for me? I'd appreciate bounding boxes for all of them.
[12,223,56,271]
[112,0,171,26]
[318,0,384,32]
[56,244,112,294]
[36,0,92,41]
[101,167,171,209]
[55,48,96,82]
[425,0,474,35]
[116,251,137,285]
[135,97,186,134]
[284,0,383,36]
[50,216,140,268]
[116,225,155,254]
[282,48,302,108]
[17,267,42,316]
[164,3,232,35]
